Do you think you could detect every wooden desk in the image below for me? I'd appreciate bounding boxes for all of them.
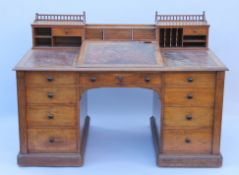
[14,12,228,167]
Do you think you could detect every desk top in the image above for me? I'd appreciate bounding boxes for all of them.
[14,41,227,72]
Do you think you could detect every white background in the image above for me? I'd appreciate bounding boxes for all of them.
[0,0,239,174]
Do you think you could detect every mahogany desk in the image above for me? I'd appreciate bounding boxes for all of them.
[14,12,228,167]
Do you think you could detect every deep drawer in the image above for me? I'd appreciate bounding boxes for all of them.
[162,129,212,154]
[163,106,213,129]
[164,87,215,107]
[27,106,76,127]
[28,128,77,153]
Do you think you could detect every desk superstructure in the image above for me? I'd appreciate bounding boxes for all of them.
[15,12,228,167]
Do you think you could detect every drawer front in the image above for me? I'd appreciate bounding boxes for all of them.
[183,27,208,35]
[162,129,212,154]
[27,106,76,127]
[52,28,83,36]
[163,107,213,129]
[164,88,215,106]
[28,129,77,153]
[27,87,77,104]
[165,72,216,88]
[25,72,77,87]
[79,73,161,87]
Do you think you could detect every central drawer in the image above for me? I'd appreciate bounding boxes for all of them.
[28,128,77,153]
[162,129,212,154]
[79,73,161,87]
[26,87,77,104]
[27,106,76,127]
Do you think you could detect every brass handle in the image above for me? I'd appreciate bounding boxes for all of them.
[47,92,54,99]
[47,76,54,82]
[186,93,193,99]
[116,75,124,82]
[48,114,54,120]
[90,77,96,82]
[185,138,191,144]
[187,77,193,83]
[144,76,151,83]
[185,115,193,121]
[48,137,55,143]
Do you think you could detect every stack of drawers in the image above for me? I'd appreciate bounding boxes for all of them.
[25,72,78,153]
[162,72,216,154]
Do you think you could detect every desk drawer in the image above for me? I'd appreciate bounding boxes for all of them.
[27,106,76,127]
[163,107,213,129]
[26,87,77,104]
[25,72,77,87]
[164,88,215,106]
[162,129,212,154]
[28,128,77,153]
[52,28,83,36]
[79,73,161,87]
[165,72,216,88]
[183,27,208,35]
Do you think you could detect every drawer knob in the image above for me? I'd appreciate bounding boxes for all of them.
[144,76,151,83]
[185,115,193,121]
[48,114,54,120]
[185,138,191,144]
[90,77,96,82]
[116,75,124,82]
[49,137,55,143]
[187,77,193,83]
[47,92,54,99]
[186,93,193,99]
[47,76,54,82]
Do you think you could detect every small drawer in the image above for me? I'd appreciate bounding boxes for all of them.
[163,107,213,129]
[52,28,83,36]
[26,87,77,104]
[183,27,208,35]
[28,129,77,153]
[79,73,161,87]
[164,88,215,107]
[27,106,76,127]
[162,129,212,154]
[25,72,77,87]
[164,72,216,88]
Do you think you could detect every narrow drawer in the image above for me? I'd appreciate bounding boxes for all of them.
[183,27,208,35]
[163,107,213,129]
[26,87,77,104]
[52,28,83,36]
[162,129,212,154]
[28,129,77,153]
[79,73,161,87]
[27,106,76,127]
[164,88,215,107]
[164,72,216,88]
[25,72,77,87]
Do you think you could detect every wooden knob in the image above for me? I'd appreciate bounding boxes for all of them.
[47,92,54,99]
[47,76,54,82]
[90,77,96,82]
[185,115,192,121]
[144,76,151,83]
[116,75,124,82]
[187,77,193,83]
[48,114,54,120]
[49,137,55,143]
[185,138,191,144]
[187,93,193,99]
